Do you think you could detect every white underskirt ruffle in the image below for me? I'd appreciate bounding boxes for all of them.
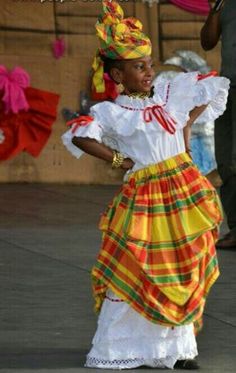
[85,290,198,370]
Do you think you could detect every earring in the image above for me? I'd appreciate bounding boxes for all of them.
[117,82,124,93]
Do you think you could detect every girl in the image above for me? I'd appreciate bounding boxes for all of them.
[62,1,229,370]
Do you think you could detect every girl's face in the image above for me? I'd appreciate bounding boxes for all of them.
[118,56,155,94]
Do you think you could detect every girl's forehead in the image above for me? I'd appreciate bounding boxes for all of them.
[124,56,153,65]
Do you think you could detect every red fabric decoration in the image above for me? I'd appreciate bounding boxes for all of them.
[67,115,94,133]
[169,0,210,15]
[0,87,60,160]
[91,73,119,101]
[197,71,218,80]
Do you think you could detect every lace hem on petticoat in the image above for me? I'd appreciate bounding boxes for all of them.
[85,356,169,369]
[85,291,198,369]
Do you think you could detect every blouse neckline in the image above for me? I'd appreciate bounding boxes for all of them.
[115,94,153,108]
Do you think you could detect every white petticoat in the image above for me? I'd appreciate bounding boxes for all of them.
[85,291,198,370]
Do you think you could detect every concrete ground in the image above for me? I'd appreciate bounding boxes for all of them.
[0,184,235,373]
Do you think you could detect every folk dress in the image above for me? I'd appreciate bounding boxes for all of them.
[62,72,229,369]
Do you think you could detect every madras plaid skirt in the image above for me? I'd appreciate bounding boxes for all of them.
[92,153,222,331]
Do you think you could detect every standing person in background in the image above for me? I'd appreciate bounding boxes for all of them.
[201,0,236,248]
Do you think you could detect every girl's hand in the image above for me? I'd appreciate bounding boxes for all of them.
[72,137,135,170]
[121,158,135,170]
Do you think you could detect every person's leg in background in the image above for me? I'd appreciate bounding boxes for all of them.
[215,88,236,248]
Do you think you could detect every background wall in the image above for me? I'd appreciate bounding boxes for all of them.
[0,0,220,184]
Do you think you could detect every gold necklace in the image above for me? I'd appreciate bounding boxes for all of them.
[128,92,150,98]
[127,92,151,99]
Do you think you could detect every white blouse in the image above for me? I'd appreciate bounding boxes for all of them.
[62,72,229,173]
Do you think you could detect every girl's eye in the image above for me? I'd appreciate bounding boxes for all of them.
[135,64,144,70]
[134,62,155,70]
[147,62,155,69]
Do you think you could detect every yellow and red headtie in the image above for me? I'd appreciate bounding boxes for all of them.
[92,0,152,97]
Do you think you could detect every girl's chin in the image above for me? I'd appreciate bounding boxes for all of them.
[125,86,151,95]
[142,84,152,91]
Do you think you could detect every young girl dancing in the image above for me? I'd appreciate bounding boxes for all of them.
[62,1,229,370]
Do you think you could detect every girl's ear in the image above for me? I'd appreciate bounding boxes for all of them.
[109,67,124,84]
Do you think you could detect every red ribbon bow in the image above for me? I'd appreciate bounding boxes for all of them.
[0,65,30,114]
[143,105,176,134]
[67,115,94,134]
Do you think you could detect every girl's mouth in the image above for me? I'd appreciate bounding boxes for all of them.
[143,80,152,85]
[142,80,152,88]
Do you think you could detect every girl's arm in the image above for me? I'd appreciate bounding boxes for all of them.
[72,136,134,170]
[200,1,224,50]
[183,104,208,154]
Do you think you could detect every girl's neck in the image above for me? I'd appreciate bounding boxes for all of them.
[122,91,150,98]
[122,88,153,99]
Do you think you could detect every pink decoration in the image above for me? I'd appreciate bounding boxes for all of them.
[52,37,66,59]
[169,0,210,15]
[0,66,30,114]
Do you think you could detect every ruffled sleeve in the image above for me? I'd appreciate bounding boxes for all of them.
[155,72,230,129]
[61,104,105,159]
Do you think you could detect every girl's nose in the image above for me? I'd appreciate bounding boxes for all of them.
[146,66,154,77]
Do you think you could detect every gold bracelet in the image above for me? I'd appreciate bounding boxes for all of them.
[112,150,125,169]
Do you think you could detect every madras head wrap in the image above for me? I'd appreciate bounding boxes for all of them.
[92,0,152,94]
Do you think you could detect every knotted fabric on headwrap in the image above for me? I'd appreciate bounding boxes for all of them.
[92,0,152,96]
[0,65,30,114]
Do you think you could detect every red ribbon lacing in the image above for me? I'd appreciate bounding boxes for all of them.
[197,71,218,80]
[67,115,94,134]
[143,104,176,134]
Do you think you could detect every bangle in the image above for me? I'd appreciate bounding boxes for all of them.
[212,0,224,13]
[112,150,124,169]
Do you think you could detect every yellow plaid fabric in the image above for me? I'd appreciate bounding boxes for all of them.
[92,153,222,333]
[92,0,152,93]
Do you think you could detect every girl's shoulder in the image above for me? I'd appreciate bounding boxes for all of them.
[152,71,199,106]
[89,100,121,122]
[90,97,153,136]
[90,100,117,113]
[152,71,230,127]
[153,70,230,92]
[153,71,198,91]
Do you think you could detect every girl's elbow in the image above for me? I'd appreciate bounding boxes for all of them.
[72,136,97,152]
[72,136,85,150]
[72,136,79,146]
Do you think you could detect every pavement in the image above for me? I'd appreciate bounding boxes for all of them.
[0,184,236,373]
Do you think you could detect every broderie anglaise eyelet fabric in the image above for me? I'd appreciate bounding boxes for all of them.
[85,356,167,369]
